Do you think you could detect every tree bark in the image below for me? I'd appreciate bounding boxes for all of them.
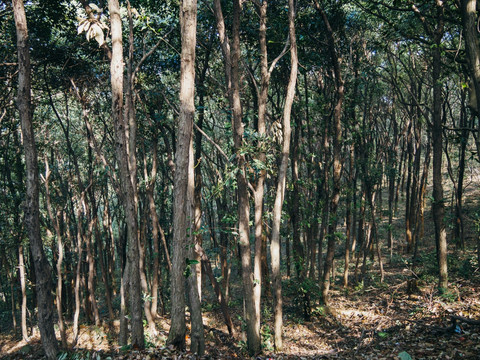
[431,2,448,291]
[168,0,203,353]
[253,0,268,342]
[271,0,298,350]
[187,134,205,356]
[18,244,29,341]
[43,159,67,348]
[315,1,345,305]
[232,0,261,355]
[146,140,161,318]
[12,0,58,358]
[108,0,144,348]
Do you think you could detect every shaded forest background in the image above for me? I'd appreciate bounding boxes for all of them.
[1,0,480,358]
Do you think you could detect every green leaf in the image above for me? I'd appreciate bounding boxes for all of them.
[377,331,388,338]
[186,258,199,265]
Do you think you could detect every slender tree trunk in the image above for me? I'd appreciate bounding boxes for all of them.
[213,0,260,354]
[13,1,58,357]
[18,244,29,341]
[343,145,354,287]
[315,1,345,305]
[119,259,129,346]
[252,0,268,341]
[168,0,203,353]
[109,0,144,348]
[193,33,212,303]
[10,270,17,334]
[431,4,448,291]
[73,203,84,345]
[453,93,468,249]
[405,121,414,253]
[291,105,304,277]
[271,0,297,349]
[147,141,161,318]
[43,160,67,348]
[86,224,100,326]
[388,97,398,259]
[186,104,205,355]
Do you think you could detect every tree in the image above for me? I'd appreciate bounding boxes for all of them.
[167,0,205,354]
[108,0,144,348]
[12,0,58,358]
[313,0,345,304]
[270,0,298,350]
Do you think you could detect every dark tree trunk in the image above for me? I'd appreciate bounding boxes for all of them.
[13,0,58,357]
[431,4,448,290]
[315,1,345,305]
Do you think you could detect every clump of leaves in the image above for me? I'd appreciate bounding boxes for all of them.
[261,325,274,352]
[77,4,108,46]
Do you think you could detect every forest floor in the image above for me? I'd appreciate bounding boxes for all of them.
[2,176,480,359]
[2,253,480,360]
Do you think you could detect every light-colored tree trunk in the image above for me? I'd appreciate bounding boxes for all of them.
[232,0,261,355]
[18,244,29,341]
[73,203,84,345]
[168,0,202,352]
[271,0,298,350]
[12,1,58,358]
[146,140,160,318]
[108,0,144,348]
[252,1,268,339]
[187,132,205,355]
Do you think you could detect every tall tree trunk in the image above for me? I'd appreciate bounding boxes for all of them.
[291,103,304,277]
[315,1,345,305]
[343,145,354,287]
[233,0,261,354]
[73,203,84,345]
[146,140,161,318]
[108,0,144,348]
[213,0,260,354]
[13,1,58,358]
[253,0,268,342]
[431,3,448,290]
[271,0,298,350]
[405,121,414,253]
[187,132,205,355]
[168,0,203,353]
[193,31,212,303]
